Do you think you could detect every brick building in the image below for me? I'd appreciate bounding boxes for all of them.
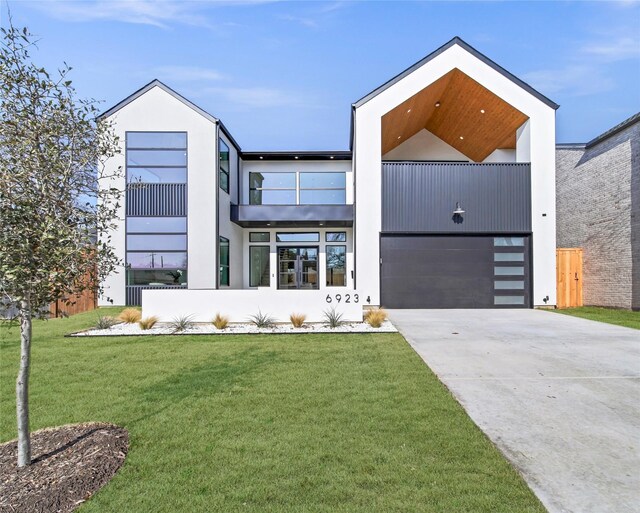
[556,113,640,310]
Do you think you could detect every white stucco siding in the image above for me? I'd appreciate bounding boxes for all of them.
[354,44,557,306]
[99,85,218,304]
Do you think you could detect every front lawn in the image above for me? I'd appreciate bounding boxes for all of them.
[0,309,544,512]
[553,306,640,330]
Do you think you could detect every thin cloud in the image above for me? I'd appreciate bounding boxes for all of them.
[154,66,228,83]
[30,0,208,28]
[279,14,318,28]
[28,0,278,29]
[583,37,640,61]
[201,86,307,108]
[522,65,615,97]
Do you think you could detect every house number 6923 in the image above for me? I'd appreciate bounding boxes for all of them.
[326,294,359,304]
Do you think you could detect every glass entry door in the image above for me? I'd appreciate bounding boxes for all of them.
[278,247,319,289]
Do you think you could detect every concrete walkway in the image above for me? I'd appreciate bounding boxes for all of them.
[389,309,640,513]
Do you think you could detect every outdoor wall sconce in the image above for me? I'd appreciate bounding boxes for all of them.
[453,202,465,216]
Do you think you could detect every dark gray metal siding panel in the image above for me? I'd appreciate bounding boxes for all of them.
[126,184,187,217]
[231,204,353,227]
[382,163,531,233]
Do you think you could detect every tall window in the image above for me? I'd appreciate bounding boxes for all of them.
[326,246,346,287]
[250,246,270,287]
[126,132,187,183]
[249,172,346,205]
[125,132,188,289]
[219,139,230,193]
[219,237,229,286]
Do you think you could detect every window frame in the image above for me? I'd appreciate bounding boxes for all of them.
[325,245,347,287]
[219,138,230,194]
[325,232,346,242]
[219,236,230,286]
[276,232,320,243]
[249,245,270,288]
[125,131,188,185]
[249,232,270,243]
[248,171,346,206]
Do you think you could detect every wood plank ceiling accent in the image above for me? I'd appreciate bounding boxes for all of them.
[381,69,529,162]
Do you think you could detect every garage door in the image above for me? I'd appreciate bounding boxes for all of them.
[380,235,531,308]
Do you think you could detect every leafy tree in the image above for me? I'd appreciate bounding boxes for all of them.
[0,22,122,466]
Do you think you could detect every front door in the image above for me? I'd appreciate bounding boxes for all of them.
[278,247,319,289]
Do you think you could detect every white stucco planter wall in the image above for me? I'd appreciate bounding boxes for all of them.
[142,288,365,323]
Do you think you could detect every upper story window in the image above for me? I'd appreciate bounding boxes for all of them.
[219,139,230,193]
[249,172,346,205]
[126,132,187,184]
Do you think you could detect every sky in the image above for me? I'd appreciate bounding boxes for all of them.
[2,0,639,151]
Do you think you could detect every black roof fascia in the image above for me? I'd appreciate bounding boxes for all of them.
[242,151,352,161]
[218,120,242,153]
[98,79,219,123]
[352,37,560,111]
[585,111,640,149]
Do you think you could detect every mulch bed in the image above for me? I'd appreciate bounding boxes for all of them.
[0,423,128,513]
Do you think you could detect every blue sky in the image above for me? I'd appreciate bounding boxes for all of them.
[3,0,639,150]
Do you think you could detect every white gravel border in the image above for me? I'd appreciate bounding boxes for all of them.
[71,320,397,337]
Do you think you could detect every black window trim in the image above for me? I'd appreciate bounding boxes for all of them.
[325,244,347,287]
[249,245,270,288]
[219,236,230,286]
[219,138,230,194]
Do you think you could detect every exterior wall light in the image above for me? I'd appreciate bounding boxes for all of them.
[453,202,465,215]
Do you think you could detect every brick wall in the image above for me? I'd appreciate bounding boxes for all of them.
[556,118,639,309]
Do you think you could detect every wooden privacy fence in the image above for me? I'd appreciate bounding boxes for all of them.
[556,248,583,309]
[50,286,97,317]
[49,266,98,317]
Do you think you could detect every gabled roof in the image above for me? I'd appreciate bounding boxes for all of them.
[352,37,559,110]
[97,79,243,151]
[98,79,218,123]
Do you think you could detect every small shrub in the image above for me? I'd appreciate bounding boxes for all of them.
[118,308,141,323]
[212,313,229,330]
[169,315,194,333]
[249,310,275,328]
[96,315,117,330]
[365,308,387,328]
[323,308,343,328]
[138,316,159,330]
[290,313,306,328]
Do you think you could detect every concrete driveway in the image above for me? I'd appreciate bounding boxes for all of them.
[389,309,640,513]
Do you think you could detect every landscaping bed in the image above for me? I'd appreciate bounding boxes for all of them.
[71,319,397,336]
[0,423,128,513]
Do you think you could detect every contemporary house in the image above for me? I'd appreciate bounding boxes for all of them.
[557,112,639,310]
[98,37,558,320]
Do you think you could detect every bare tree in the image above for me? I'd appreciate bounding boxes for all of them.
[0,22,122,466]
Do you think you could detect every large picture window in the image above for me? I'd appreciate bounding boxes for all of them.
[250,246,270,287]
[249,172,346,205]
[219,237,229,286]
[126,132,187,184]
[219,139,230,193]
[326,246,346,287]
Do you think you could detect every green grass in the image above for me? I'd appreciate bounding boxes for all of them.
[553,306,640,330]
[1,308,545,513]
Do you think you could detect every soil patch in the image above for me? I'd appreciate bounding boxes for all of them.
[0,423,128,513]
